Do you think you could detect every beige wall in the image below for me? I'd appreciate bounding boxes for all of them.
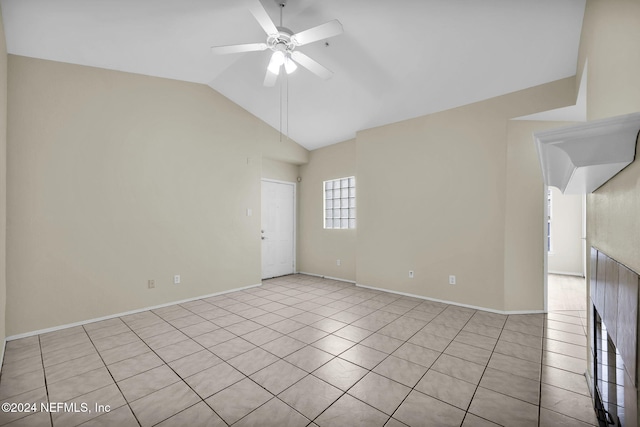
[298,140,356,281]
[578,0,640,406]
[547,187,583,276]
[0,9,7,349]
[6,55,306,336]
[355,79,576,311]
[261,158,299,183]
[579,1,640,275]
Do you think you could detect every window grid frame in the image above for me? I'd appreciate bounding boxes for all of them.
[323,176,356,230]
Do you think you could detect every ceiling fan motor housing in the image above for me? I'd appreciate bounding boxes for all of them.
[267,28,296,53]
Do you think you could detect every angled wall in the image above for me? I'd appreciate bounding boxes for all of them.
[6,55,307,335]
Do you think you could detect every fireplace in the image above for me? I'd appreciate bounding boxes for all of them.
[590,248,639,426]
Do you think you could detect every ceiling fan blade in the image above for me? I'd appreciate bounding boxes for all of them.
[210,42,267,55]
[291,20,343,46]
[264,68,279,87]
[249,0,279,36]
[290,51,333,80]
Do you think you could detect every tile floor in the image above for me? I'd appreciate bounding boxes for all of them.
[0,274,598,426]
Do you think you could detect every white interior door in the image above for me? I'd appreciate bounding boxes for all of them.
[261,180,295,279]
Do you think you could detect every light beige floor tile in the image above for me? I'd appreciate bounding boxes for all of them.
[50,383,126,427]
[154,338,204,363]
[540,383,598,425]
[233,397,309,427]
[339,344,387,369]
[143,330,190,351]
[360,333,404,354]
[0,387,48,426]
[79,405,139,427]
[373,355,428,388]
[167,313,207,329]
[129,381,200,427]
[134,322,176,340]
[42,342,98,368]
[179,321,219,338]
[262,336,307,358]
[494,339,542,363]
[407,331,452,352]
[394,390,465,427]
[209,337,257,361]
[157,401,226,427]
[47,366,114,402]
[315,393,388,427]
[45,353,104,384]
[333,325,374,343]
[4,411,51,427]
[241,327,283,346]
[539,408,597,427]
[250,360,307,395]
[453,331,497,352]
[348,372,410,415]
[545,329,586,347]
[185,362,244,399]
[461,323,502,339]
[92,332,140,353]
[416,369,476,410]
[541,365,591,396]
[118,364,181,402]
[227,347,279,376]
[469,387,538,427]
[99,341,149,365]
[1,355,44,379]
[479,367,540,405]
[193,329,237,348]
[225,320,263,336]
[543,351,587,374]
[168,349,223,379]
[287,326,328,344]
[285,346,334,372]
[392,342,440,368]
[84,323,130,341]
[279,375,343,420]
[444,341,492,366]
[107,351,164,381]
[205,378,272,424]
[461,414,501,426]
[544,339,587,360]
[487,352,540,381]
[499,329,543,349]
[431,354,484,385]
[311,335,356,356]
[313,358,367,391]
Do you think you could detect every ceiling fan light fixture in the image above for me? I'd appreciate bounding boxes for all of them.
[284,56,297,74]
[267,50,285,74]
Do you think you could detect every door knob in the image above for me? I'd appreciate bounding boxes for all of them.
[261,236,266,240]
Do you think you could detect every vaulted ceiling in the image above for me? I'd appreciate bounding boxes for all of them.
[0,0,586,150]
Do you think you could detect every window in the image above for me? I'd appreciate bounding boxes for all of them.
[547,188,552,252]
[324,177,355,229]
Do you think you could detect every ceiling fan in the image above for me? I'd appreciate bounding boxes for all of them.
[211,0,343,86]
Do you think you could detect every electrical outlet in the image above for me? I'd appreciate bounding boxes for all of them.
[174,275,181,285]
[449,275,456,285]
[337,259,341,266]
[409,270,414,279]
[148,279,155,289]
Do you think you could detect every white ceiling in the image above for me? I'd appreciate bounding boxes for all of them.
[0,0,586,150]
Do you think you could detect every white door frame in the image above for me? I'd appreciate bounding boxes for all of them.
[261,178,297,278]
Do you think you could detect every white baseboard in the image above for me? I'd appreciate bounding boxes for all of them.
[548,270,585,277]
[297,271,356,284]
[356,283,545,315]
[6,283,262,341]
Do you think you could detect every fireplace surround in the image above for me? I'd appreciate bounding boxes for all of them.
[590,247,639,426]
